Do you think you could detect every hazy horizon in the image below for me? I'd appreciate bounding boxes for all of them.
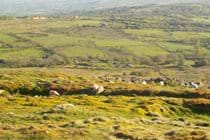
[0,0,209,16]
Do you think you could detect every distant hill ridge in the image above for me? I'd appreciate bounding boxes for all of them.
[0,0,210,16]
[81,3,210,18]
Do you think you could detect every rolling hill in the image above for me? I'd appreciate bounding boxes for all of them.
[0,3,210,68]
[0,1,210,140]
[0,0,210,16]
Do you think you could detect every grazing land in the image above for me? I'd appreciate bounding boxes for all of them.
[0,3,210,140]
[0,4,210,68]
[0,69,210,139]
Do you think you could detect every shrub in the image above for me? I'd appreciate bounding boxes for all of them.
[130,70,152,77]
[194,58,209,67]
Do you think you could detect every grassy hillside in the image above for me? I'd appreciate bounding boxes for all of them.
[0,68,210,139]
[0,3,210,139]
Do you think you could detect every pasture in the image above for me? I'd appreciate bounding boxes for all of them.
[0,68,210,139]
[0,16,210,68]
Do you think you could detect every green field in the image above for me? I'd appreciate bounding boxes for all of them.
[0,5,210,68]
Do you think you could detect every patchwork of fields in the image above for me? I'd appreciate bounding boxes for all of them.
[0,13,210,68]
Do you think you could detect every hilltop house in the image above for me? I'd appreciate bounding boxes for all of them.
[32,16,47,20]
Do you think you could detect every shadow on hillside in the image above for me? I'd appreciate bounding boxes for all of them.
[106,89,210,99]
[8,86,210,99]
[184,99,210,115]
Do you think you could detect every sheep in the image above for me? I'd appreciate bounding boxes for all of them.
[160,81,165,86]
[141,81,147,85]
[97,86,104,94]
[92,84,104,94]
[190,82,199,89]
[93,84,99,90]
[0,90,5,95]
[49,90,60,96]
